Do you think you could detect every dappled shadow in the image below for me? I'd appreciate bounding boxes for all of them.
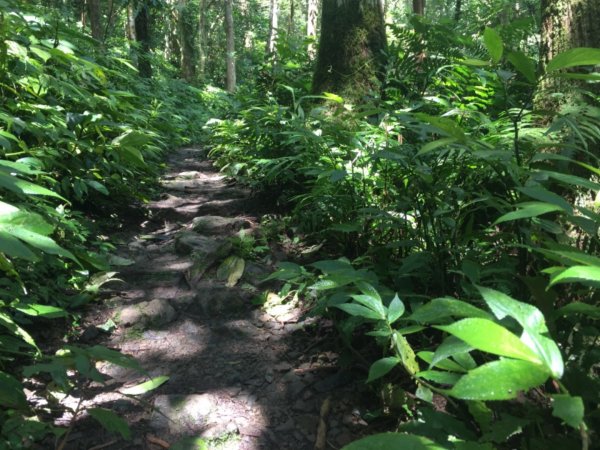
[65,147,374,450]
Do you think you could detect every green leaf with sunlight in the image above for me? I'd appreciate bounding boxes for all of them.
[120,376,169,395]
[551,395,585,429]
[494,202,564,224]
[367,357,400,383]
[435,319,542,364]
[547,47,600,72]
[549,265,600,287]
[483,28,503,63]
[449,359,549,400]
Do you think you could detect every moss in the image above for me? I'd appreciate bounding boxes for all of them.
[313,0,387,99]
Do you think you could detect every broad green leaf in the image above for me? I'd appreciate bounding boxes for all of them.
[547,47,600,72]
[460,58,490,67]
[323,92,344,104]
[336,303,382,320]
[367,357,400,383]
[553,302,600,320]
[435,318,542,364]
[0,170,66,200]
[416,370,461,386]
[14,304,67,319]
[387,294,405,324]
[477,286,546,333]
[355,281,382,302]
[541,170,600,190]
[494,202,563,224]
[0,231,38,260]
[350,294,386,318]
[342,433,446,450]
[88,408,131,440]
[449,359,549,400]
[0,371,27,409]
[418,138,458,156]
[517,186,572,214]
[0,312,39,352]
[521,330,564,378]
[85,180,109,195]
[120,376,169,395]
[216,256,245,287]
[551,395,585,429]
[507,51,536,83]
[418,351,466,373]
[9,228,77,262]
[549,265,600,287]
[394,331,419,375]
[431,336,473,369]
[483,28,503,63]
[409,297,492,323]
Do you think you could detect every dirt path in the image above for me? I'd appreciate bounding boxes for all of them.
[73,147,371,450]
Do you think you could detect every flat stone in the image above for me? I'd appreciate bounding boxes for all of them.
[175,232,224,256]
[191,215,250,235]
[150,394,216,435]
[118,299,176,328]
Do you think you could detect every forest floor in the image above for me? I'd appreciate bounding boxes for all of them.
[67,147,375,450]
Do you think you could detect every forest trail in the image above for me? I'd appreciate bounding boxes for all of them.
[76,148,369,450]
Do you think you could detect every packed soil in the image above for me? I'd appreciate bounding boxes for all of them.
[65,147,376,450]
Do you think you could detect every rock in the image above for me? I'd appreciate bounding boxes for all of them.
[295,414,319,441]
[241,262,271,285]
[150,394,216,435]
[178,234,232,284]
[201,422,237,439]
[118,299,176,328]
[192,282,247,315]
[175,232,224,256]
[191,215,250,235]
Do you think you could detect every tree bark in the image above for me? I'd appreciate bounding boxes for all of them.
[177,0,195,81]
[413,0,425,15]
[266,0,279,55]
[306,0,318,59]
[454,0,462,21]
[198,0,208,80]
[537,0,600,111]
[134,0,153,78]
[86,0,102,40]
[225,0,236,92]
[313,0,387,97]
[289,0,295,37]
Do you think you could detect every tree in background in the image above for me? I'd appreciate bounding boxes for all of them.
[537,0,600,112]
[225,0,236,92]
[306,0,318,59]
[133,0,153,78]
[266,0,279,55]
[313,0,386,97]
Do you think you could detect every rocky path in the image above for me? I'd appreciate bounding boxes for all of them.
[75,148,371,450]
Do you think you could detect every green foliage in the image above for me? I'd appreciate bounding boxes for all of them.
[0,1,214,446]
[205,18,600,450]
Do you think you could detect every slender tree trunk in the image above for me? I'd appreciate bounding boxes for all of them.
[313,0,387,97]
[306,0,318,59]
[134,0,153,78]
[126,2,136,42]
[177,0,195,81]
[198,0,208,80]
[454,0,462,21]
[224,0,236,92]
[239,0,254,49]
[413,0,425,15]
[289,0,295,36]
[86,0,102,40]
[266,0,279,55]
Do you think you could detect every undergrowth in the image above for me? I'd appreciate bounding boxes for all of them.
[206,19,600,450]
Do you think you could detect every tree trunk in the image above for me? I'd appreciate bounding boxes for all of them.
[126,2,136,42]
[413,0,425,15]
[266,0,279,55]
[313,0,387,97]
[134,0,153,78]
[289,0,295,37]
[198,0,208,80]
[537,0,600,111]
[177,0,195,81]
[306,0,318,59]
[224,0,236,92]
[86,0,102,40]
[454,0,462,21]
